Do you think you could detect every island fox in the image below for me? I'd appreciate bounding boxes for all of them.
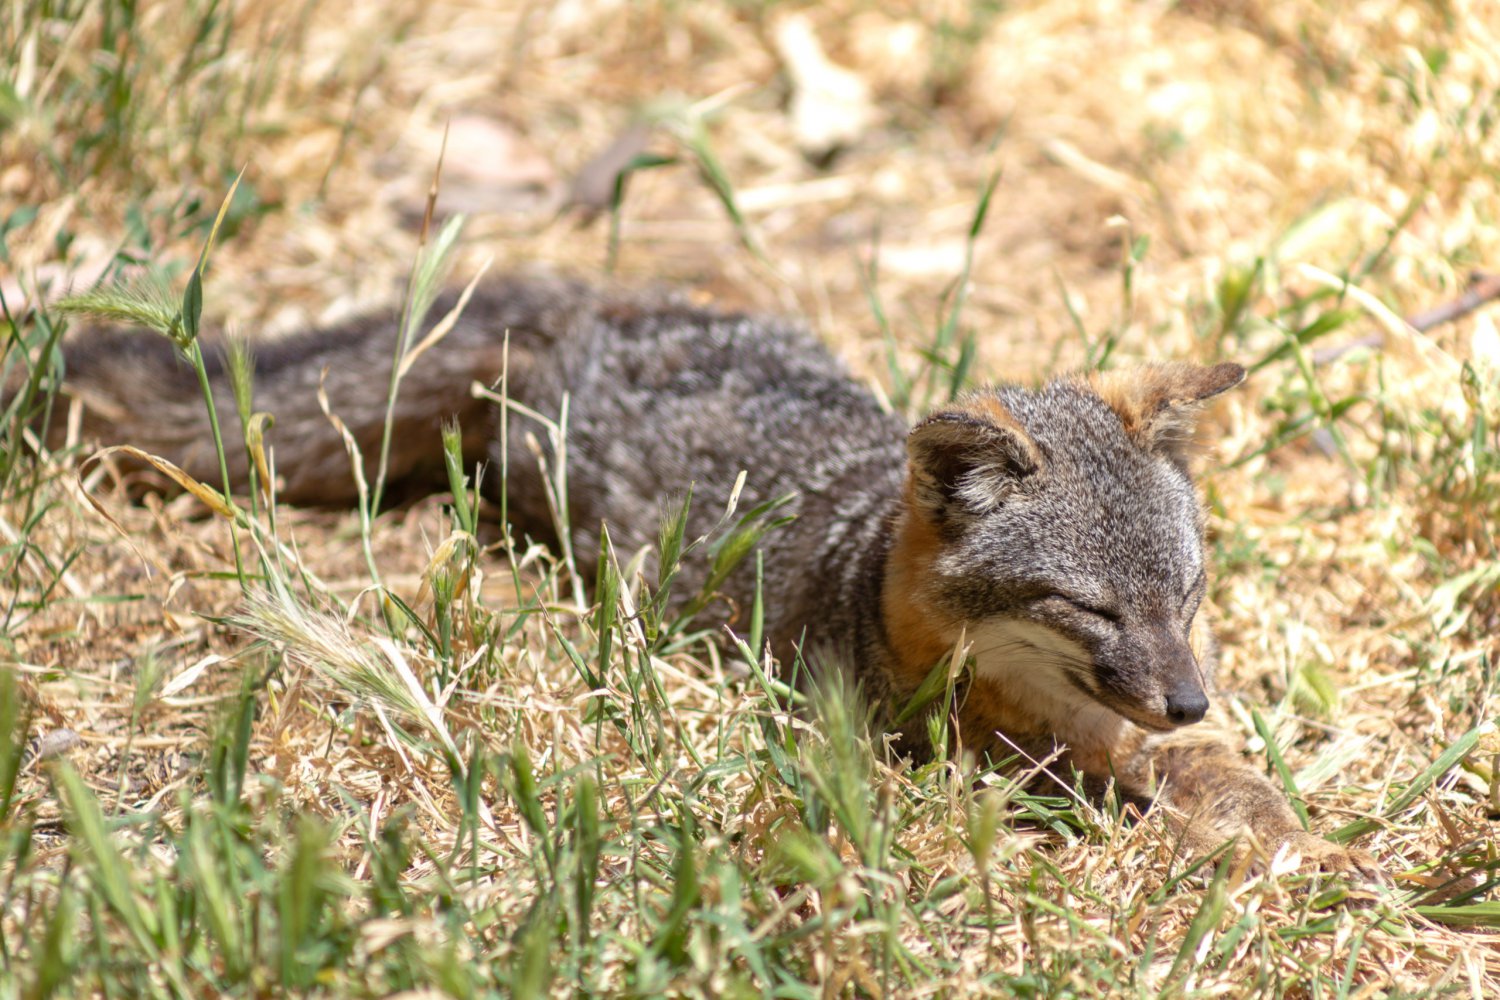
[23,274,1380,877]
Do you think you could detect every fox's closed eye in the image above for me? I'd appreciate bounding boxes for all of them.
[1073,601,1121,623]
[1044,594,1121,623]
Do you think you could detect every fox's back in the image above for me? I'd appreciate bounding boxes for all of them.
[493,283,908,650]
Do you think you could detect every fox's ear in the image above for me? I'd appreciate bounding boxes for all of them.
[907,396,1041,521]
[1088,362,1245,467]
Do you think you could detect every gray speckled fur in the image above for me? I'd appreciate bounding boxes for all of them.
[490,278,909,670]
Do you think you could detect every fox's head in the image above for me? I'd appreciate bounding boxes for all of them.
[887,362,1245,734]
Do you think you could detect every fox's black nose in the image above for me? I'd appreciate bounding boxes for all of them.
[1165,685,1209,725]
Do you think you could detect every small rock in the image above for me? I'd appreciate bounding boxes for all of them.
[31,727,83,762]
[773,13,876,167]
[392,114,558,218]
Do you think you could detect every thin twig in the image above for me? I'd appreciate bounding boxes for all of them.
[1313,271,1500,364]
[1406,272,1500,332]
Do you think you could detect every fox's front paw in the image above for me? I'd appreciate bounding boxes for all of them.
[1276,831,1386,884]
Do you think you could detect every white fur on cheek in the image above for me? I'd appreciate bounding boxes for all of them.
[966,618,1129,750]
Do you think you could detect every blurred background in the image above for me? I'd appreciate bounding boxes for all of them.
[7,0,1496,377]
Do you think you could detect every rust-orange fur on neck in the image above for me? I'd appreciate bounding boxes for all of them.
[881,478,958,695]
[886,392,1040,695]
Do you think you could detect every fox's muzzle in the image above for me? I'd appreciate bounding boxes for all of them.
[1097,635,1210,731]
[1156,640,1209,726]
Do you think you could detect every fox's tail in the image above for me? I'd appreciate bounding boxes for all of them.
[8,276,589,505]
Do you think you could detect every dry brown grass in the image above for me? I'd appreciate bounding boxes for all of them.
[3,0,1499,995]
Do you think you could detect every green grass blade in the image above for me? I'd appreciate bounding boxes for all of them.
[1331,724,1484,843]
